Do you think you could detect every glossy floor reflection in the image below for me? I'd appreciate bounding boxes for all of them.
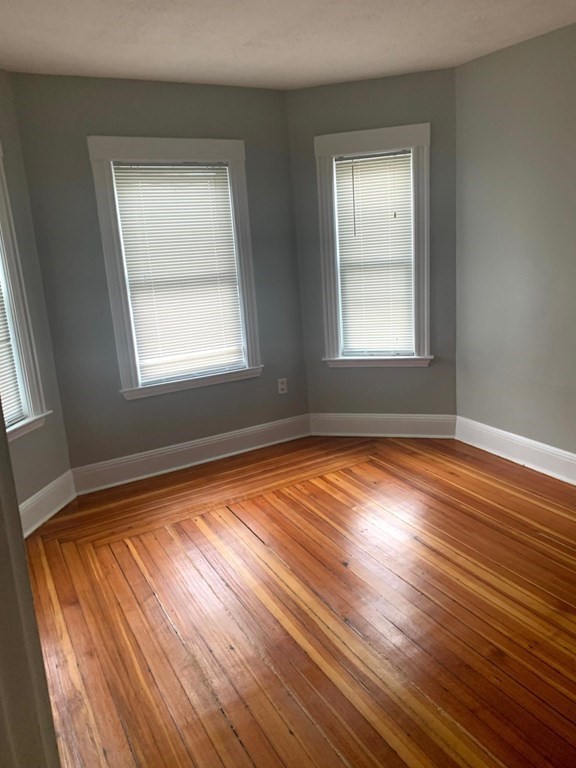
[27,437,576,767]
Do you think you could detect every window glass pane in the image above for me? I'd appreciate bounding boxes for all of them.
[0,232,25,426]
[335,152,414,356]
[113,163,246,386]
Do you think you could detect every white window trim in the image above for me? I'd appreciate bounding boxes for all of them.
[315,123,432,367]
[88,136,262,399]
[0,142,49,440]
[7,412,48,441]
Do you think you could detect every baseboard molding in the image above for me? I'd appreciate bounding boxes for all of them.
[73,414,311,494]
[310,412,456,438]
[20,471,76,537]
[73,411,457,495]
[456,417,576,487]
[23,413,576,534]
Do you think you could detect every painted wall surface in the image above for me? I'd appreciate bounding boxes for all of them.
[286,70,457,415]
[456,25,576,452]
[0,71,70,502]
[11,75,307,467]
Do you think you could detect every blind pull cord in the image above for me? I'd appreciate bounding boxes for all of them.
[352,164,357,237]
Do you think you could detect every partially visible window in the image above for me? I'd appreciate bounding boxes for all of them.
[0,254,25,427]
[0,142,47,439]
[88,137,262,399]
[315,123,432,367]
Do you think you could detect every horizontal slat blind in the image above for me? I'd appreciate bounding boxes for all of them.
[0,235,25,426]
[113,163,246,386]
[335,152,414,356]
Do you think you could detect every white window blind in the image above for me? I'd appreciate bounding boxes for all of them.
[0,235,25,427]
[112,162,246,387]
[334,151,414,356]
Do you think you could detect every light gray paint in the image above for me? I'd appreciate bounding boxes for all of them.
[456,24,576,452]
[0,71,70,502]
[286,70,457,415]
[11,75,307,467]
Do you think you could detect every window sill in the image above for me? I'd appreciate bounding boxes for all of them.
[121,365,264,400]
[7,411,51,442]
[324,356,433,368]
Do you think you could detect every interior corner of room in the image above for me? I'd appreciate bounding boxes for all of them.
[1,23,575,535]
[1,10,576,768]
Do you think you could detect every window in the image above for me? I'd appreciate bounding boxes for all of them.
[315,123,432,367]
[0,142,47,439]
[88,137,262,399]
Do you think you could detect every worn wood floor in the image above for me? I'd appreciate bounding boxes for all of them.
[26,437,576,767]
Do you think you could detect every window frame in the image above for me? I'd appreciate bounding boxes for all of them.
[0,141,48,441]
[88,136,262,400]
[315,123,432,367]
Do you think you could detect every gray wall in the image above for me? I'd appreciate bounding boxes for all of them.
[11,26,574,476]
[456,24,576,453]
[286,70,457,415]
[0,71,70,502]
[11,75,307,468]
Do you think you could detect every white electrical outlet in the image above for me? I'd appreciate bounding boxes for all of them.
[277,378,288,395]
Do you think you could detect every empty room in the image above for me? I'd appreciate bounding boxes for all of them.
[1,1,576,766]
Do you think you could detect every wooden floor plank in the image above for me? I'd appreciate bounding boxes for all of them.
[294,474,576,740]
[44,437,374,544]
[172,519,397,768]
[129,528,318,768]
[97,541,231,768]
[231,493,561,768]
[26,437,576,767]
[27,537,120,768]
[156,524,353,768]
[63,540,195,767]
[202,504,510,768]
[267,489,569,760]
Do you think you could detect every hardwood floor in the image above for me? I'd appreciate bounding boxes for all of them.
[26,437,576,767]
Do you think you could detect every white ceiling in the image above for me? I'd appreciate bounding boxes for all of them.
[1,0,575,90]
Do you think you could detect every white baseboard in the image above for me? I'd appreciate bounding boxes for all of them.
[310,412,456,438]
[73,414,311,494]
[20,471,76,537]
[23,414,576,535]
[456,417,576,487]
[73,411,456,495]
